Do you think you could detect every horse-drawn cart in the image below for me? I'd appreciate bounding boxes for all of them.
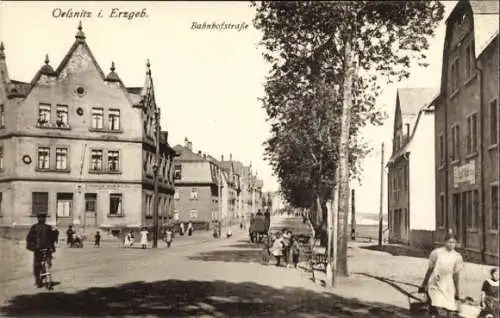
[249,215,269,243]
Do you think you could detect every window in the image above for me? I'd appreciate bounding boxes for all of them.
[56,105,68,126]
[107,150,120,172]
[174,164,182,180]
[174,190,179,200]
[55,148,68,170]
[32,192,48,216]
[56,193,73,218]
[38,103,51,126]
[173,209,179,221]
[108,109,120,131]
[465,44,474,80]
[91,108,103,129]
[439,134,445,165]
[90,149,103,171]
[491,99,498,146]
[450,58,460,94]
[190,188,198,200]
[146,195,152,217]
[85,193,97,212]
[0,104,4,127]
[451,125,460,161]
[189,209,198,220]
[109,194,123,216]
[0,147,3,170]
[491,185,499,230]
[466,113,478,154]
[465,190,478,229]
[438,193,445,227]
[37,147,50,169]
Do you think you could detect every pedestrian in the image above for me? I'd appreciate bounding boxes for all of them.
[419,233,464,317]
[480,267,499,318]
[94,231,101,248]
[180,222,185,236]
[261,235,271,265]
[66,225,74,247]
[26,211,58,288]
[282,230,292,268]
[165,228,173,248]
[271,233,284,266]
[140,228,148,249]
[187,222,193,236]
[124,231,134,248]
[291,236,300,269]
[226,226,232,238]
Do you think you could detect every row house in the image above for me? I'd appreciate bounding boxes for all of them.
[0,23,177,239]
[172,138,263,228]
[435,0,499,265]
[387,88,440,248]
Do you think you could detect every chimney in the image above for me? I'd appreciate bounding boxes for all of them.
[203,154,207,160]
[187,141,193,151]
[198,150,202,156]
[406,123,410,136]
[221,154,224,161]
[184,137,189,148]
[229,153,232,161]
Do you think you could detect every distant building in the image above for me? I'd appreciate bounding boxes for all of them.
[434,0,498,264]
[0,23,177,238]
[172,139,219,229]
[387,88,440,248]
[219,154,241,223]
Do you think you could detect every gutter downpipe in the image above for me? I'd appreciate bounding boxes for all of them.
[476,59,487,263]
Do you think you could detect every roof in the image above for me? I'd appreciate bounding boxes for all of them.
[470,0,499,56]
[388,90,440,165]
[173,145,204,161]
[397,87,440,130]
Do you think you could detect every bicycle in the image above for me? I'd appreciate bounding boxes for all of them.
[38,248,54,290]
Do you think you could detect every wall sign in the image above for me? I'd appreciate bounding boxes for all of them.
[453,160,475,188]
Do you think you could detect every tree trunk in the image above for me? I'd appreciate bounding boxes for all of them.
[336,22,354,277]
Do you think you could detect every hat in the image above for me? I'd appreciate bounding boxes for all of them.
[36,211,48,217]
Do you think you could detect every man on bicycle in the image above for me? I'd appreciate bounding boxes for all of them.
[26,211,58,288]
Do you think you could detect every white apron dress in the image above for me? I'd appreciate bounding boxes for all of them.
[427,246,464,311]
[140,230,149,246]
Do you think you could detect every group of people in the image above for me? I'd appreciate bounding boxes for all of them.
[261,229,301,268]
[123,223,193,249]
[418,233,499,317]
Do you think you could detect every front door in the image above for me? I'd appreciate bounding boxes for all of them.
[84,193,98,227]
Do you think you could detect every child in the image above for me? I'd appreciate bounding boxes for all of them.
[165,228,173,248]
[291,237,300,269]
[271,233,284,266]
[140,228,149,249]
[94,231,101,248]
[481,267,499,318]
[261,235,271,265]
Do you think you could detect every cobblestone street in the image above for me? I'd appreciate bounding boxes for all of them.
[0,216,494,317]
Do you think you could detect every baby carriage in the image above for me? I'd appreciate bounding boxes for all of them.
[71,233,84,248]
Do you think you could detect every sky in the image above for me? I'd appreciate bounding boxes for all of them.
[1,1,457,214]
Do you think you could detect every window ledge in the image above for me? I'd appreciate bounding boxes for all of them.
[465,152,478,160]
[35,168,71,173]
[107,214,124,218]
[466,228,479,233]
[37,123,71,130]
[89,170,122,175]
[450,159,460,166]
[89,128,123,134]
[449,89,460,100]
[464,73,477,87]
[489,144,498,151]
[488,229,499,234]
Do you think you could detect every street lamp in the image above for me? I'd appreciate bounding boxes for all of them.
[152,109,161,248]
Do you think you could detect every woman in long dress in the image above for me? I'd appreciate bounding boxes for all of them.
[140,228,149,249]
[420,233,464,317]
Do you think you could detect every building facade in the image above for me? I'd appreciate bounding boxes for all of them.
[219,154,241,224]
[0,24,176,238]
[434,0,499,264]
[387,88,439,248]
[172,139,220,229]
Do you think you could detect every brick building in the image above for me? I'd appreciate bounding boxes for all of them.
[434,0,499,264]
[387,88,440,247]
[0,23,177,238]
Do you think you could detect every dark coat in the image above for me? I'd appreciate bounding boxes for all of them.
[26,223,57,252]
